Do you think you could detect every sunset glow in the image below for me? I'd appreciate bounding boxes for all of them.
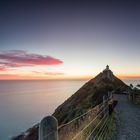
[0,48,139,80]
[0,49,139,80]
[1,0,140,80]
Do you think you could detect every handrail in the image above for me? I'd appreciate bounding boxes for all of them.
[71,107,108,140]
[58,101,104,129]
[89,114,109,140]
[58,97,111,130]
[39,93,114,140]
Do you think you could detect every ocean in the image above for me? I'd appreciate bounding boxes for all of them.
[0,79,139,140]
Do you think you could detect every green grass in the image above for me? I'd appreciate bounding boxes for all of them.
[58,112,117,140]
[106,112,116,140]
[92,112,116,140]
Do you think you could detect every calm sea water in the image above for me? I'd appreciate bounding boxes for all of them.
[0,79,139,140]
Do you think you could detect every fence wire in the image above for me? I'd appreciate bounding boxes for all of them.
[58,95,113,140]
[41,93,114,140]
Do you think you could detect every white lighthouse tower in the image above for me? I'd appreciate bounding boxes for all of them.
[106,65,109,70]
[102,65,114,81]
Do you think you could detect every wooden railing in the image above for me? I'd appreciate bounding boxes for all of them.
[39,92,115,140]
[129,92,140,104]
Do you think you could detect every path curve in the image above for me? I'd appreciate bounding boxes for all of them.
[112,94,140,140]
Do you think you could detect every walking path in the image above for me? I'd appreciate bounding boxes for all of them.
[112,94,140,140]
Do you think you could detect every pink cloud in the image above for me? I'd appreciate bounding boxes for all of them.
[33,71,64,75]
[0,66,7,71]
[0,50,63,71]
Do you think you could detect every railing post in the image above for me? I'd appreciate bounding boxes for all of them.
[128,92,131,100]
[110,92,112,102]
[108,92,110,100]
[103,96,106,117]
[109,92,113,102]
[133,93,135,102]
[39,116,58,140]
[107,93,110,116]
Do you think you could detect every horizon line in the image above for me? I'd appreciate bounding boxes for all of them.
[0,75,140,80]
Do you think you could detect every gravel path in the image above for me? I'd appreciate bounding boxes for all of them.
[112,94,140,140]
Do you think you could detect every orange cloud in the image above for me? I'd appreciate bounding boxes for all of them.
[33,71,64,76]
[0,74,24,79]
[118,75,140,79]
[0,73,139,80]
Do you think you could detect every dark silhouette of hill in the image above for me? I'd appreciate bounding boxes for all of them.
[12,65,129,140]
[53,65,129,125]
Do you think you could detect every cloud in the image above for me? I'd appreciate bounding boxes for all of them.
[0,74,21,79]
[0,50,63,71]
[33,71,64,76]
[0,66,7,71]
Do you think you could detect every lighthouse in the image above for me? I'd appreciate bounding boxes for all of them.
[102,65,114,81]
[106,65,109,70]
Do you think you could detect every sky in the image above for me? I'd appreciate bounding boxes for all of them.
[0,0,140,80]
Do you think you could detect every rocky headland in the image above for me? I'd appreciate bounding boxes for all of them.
[12,66,129,140]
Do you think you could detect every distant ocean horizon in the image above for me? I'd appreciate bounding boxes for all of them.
[0,79,140,140]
